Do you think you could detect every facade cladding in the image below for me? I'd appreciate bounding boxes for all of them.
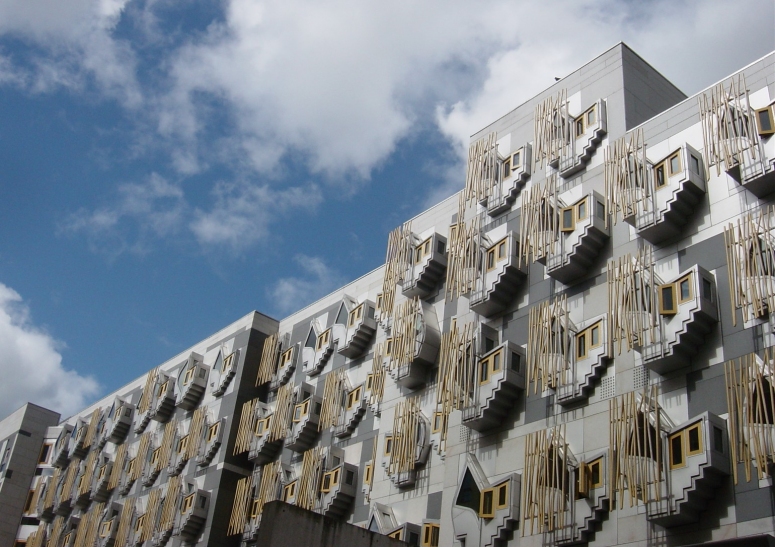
[6,43,775,547]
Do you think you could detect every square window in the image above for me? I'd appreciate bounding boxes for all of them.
[502,157,511,178]
[511,352,521,372]
[561,207,575,232]
[496,482,508,508]
[756,106,775,135]
[659,284,677,315]
[596,200,605,219]
[713,427,724,453]
[702,278,713,301]
[589,459,602,488]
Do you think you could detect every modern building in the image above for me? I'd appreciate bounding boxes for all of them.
[6,43,775,547]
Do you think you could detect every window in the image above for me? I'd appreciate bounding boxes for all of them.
[576,118,585,138]
[282,480,297,501]
[669,421,705,470]
[561,207,575,232]
[755,106,775,136]
[366,374,374,391]
[677,274,692,303]
[364,463,373,485]
[690,154,701,175]
[126,458,136,477]
[512,150,521,169]
[502,156,511,178]
[385,338,393,356]
[316,329,331,351]
[222,352,235,373]
[38,444,51,464]
[713,426,724,453]
[183,367,196,385]
[150,448,160,467]
[293,400,310,423]
[596,200,606,220]
[384,435,393,456]
[576,322,601,360]
[577,458,603,498]
[97,464,107,481]
[135,514,146,532]
[321,468,340,493]
[669,431,685,469]
[388,530,403,540]
[177,435,189,454]
[348,304,363,327]
[431,412,447,434]
[511,352,521,372]
[577,199,587,221]
[157,380,169,398]
[668,151,682,176]
[479,488,494,518]
[255,417,270,436]
[345,469,354,485]
[99,519,113,538]
[659,283,677,315]
[375,293,384,312]
[587,107,596,126]
[281,348,294,367]
[23,489,35,513]
[346,387,362,410]
[485,238,508,271]
[415,238,432,263]
[686,423,703,456]
[575,105,596,138]
[207,423,220,443]
[181,493,195,514]
[479,349,504,384]
[421,523,440,547]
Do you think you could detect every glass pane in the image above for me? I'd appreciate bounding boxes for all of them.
[498,483,507,506]
[661,286,675,311]
[670,154,680,174]
[680,279,690,300]
[562,208,574,229]
[590,462,600,485]
[688,426,701,452]
[670,435,683,466]
[482,490,493,515]
[577,200,587,220]
[587,109,595,124]
[591,326,599,346]
[702,278,712,301]
[656,165,665,187]
[758,109,773,132]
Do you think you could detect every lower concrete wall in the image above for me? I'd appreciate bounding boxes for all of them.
[256,501,408,547]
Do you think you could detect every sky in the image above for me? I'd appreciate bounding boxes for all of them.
[0,0,773,421]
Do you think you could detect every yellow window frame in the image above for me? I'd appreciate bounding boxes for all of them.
[431,412,444,433]
[135,514,146,532]
[511,150,521,170]
[348,304,364,326]
[316,329,331,351]
[178,435,189,454]
[150,447,161,466]
[677,273,693,303]
[346,387,362,410]
[495,481,509,509]
[222,351,235,373]
[207,422,219,442]
[97,464,107,481]
[669,429,685,469]
[283,480,297,501]
[321,467,340,493]
[366,373,374,391]
[667,150,682,176]
[421,523,440,547]
[250,498,261,518]
[415,238,432,263]
[156,380,169,398]
[281,347,294,366]
[385,338,393,356]
[502,156,511,179]
[183,367,196,385]
[479,488,495,518]
[375,293,383,312]
[560,206,575,232]
[755,105,775,136]
[658,283,677,315]
[384,435,393,456]
[686,422,703,456]
[364,463,373,485]
[388,530,403,540]
[293,400,310,423]
[99,519,113,538]
[181,493,195,514]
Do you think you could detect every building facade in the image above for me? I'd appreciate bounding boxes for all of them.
[7,43,775,547]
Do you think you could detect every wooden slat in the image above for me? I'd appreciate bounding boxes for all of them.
[269,384,293,442]
[81,408,102,449]
[604,129,649,228]
[113,498,135,547]
[607,246,657,355]
[185,406,207,461]
[388,297,421,374]
[381,221,414,321]
[153,419,178,474]
[139,488,161,543]
[228,475,253,536]
[256,333,281,386]
[534,90,570,169]
[130,433,151,482]
[158,475,182,532]
[526,295,571,394]
[519,176,559,266]
[445,217,481,301]
[319,369,347,431]
[137,368,159,414]
[369,344,387,411]
[522,425,569,536]
[297,448,323,511]
[107,443,127,491]
[234,399,259,455]
[389,398,423,477]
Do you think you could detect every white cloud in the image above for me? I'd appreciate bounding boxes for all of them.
[268,255,346,316]
[190,181,323,251]
[0,282,99,420]
[62,173,185,257]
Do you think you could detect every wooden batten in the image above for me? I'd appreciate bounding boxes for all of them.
[227,475,253,536]
[48,517,65,547]
[320,369,347,431]
[77,451,98,497]
[389,398,423,477]
[369,344,387,409]
[61,459,80,501]
[139,488,161,543]
[130,433,151,482]
[519,176,559,266]
[462,132,499,208]
[365,436,378,502]
[257,333,281,386]
[446,215,480,301]
[26,523,46,547]
[526,295,570,394]
[158,475,182,532]
[609,385,663,509]
[522,425,570,536]
[73,501,103,547]
[434,321,476,453]
[534,90,570,168]
[81,407,102,449]
[381,221,414,320]
[234,399,259,455]
[113,497,136,547]
[725,348,775,484]
[185,406,207,461]
[42,467,61,509]
[137,368,159,414]
[108,443,127,491]
[297,447,324,511]
[699,74,758,177]
[154,419,178,474]
[269,384,294,442]
[607,246,657,355]
[388,297,422,373]
[723,205,775,326]
[604,129,649,228]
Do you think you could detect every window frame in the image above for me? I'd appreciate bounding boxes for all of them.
[502,156,511,179]
[207,422,220,443]
[658,283,678,315]
[181,493,196,514]
[560,206,575,232]
[669,430,685,469]
[293,400,310,423]
[283,480,297,501]
[177,435,189,455]
[388,530,403,540]
[384,435,393,456]
[346,386,362,410]
[316,329,331,351]
[755,106,775,136]
[686,422,703,457]
[364,463,373,485]
[99,519,113,538]
[511,150,522,170]
[479,488,495,518]
[667,151,682,176]
[183,366,196,386]
[677,273,693,303]
[281,347,294,367]
[348,304,364,327]
[421,523,440,547]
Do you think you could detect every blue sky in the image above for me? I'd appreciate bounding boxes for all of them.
[0,0,772,420]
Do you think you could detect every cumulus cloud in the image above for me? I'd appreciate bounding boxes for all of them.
[268,255,346,316]
[61,173,185,257]
[0,282,99,420]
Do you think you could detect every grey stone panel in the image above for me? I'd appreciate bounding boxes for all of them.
[524,393,553,425]
[206,326,249,352]
[686,366,728,417]
[426,491,443,520]
[721,328,757,362]
[678,234,727,272]
[735,486,775,522]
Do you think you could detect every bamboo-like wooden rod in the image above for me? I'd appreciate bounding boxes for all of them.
[607,246,657,355]
[365,435,378,502]
[369,344,387,410]
[234,399,259,455]
[445,217,481,301]
[130,433,151,482]
[698,74,758,177]
[604,129,649,228]
[388,297,421,374]
[319,369,347,431]
[137,368,159,414]
[227,475,253,536]
[434,321,476,453]
[77,451,98,497]
[107,443,128,491]
[47,516,65,547]
[522,425,569,536]
[158,475,182,532]
[153,419,178,474]
[269,383,294,442]
[526,295,571,394]
[73,501,104,547]
[723,205,775,326]
[534,90,569,169]
[519,176,559,267]
[462,132,499,210]
[42,467,61,509]
[381,221,413,320]
[138,488,161,543]
[297,447,324,511]
[81,408,102,449]
[185,406,207,461]
[257,333,281,386]
[113,497,135,547]
[61,458,80,502]
[389,398,423,477]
